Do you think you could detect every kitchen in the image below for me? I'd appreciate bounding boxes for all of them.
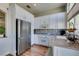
[0,3,79,56]
[17,3,79,56]
[17,3,67,56]
[25,3,79,56]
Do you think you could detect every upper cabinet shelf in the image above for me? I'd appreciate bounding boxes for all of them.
[67,3,79,21]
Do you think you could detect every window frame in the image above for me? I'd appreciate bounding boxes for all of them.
[0,9,6,38]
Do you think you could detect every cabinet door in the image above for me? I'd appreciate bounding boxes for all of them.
[50,14,57,29]
[53,46,79,56]
[33,35,39,44]
[48,36,55,47]
[62,48,79,56]
[34,13,66,29]
[57,13,66,29]
[38,35,48,46]
[34,18,41,29]
[49,13,66,29]
[41,16,49,29]
[35,16,50,29]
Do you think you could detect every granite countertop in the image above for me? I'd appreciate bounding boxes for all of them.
[52,39,79,51]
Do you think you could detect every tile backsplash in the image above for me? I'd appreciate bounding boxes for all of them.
[34,29,66,35]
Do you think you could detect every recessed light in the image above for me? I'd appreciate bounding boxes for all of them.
[34,4,37,6]
[26,5,31,8]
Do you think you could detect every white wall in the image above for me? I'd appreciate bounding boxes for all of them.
[8,4,16,55]
[0,3,17,56]
[0,4,12,55]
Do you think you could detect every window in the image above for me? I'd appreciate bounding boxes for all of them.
[0,10,5,37]
[75,14,79,29]
[69,18,75,29]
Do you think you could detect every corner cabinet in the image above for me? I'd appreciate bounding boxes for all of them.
[34,12,66,29]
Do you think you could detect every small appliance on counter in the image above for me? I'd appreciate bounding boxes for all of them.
[66,31,78,43]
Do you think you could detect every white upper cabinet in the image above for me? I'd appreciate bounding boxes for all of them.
[49,14,57,29]
[34,17,43,29]
[34,15,50,29]
[34,12,66,29]
[57,13,66,29]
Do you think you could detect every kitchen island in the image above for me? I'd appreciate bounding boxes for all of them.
[52,39,79,56]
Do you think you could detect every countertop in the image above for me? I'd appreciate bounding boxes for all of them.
[52,39,79,51]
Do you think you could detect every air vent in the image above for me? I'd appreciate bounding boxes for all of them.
[26,5,31,8]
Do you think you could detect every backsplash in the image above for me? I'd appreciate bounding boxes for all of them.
[34,29,66,35]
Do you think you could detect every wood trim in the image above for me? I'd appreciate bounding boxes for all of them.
[32,44,49,48]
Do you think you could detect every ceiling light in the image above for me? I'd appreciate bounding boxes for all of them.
[34,4,37,6]
[26,5,31,8]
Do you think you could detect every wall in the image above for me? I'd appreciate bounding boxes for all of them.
[0,4,12,55]
[8,4,16,55]
[15,4,34,45]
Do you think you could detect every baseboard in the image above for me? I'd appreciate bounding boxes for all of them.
[10,51,16,56]
[0,52,10,56]
[1,51,16,56]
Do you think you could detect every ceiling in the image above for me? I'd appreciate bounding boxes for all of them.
[17,3,66,17]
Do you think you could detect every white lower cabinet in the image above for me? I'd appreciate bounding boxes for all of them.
[53,46,79,56]
[34,35,49,46]
[38,35,49,46]
[48,36,56,47]
[34,35,56,47]
[34,35,39,44]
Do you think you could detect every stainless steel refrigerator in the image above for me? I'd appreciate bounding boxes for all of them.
[16,19,31,55]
